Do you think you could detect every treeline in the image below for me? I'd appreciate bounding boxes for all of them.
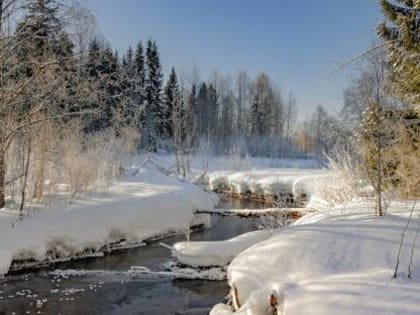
[84,37,335,158]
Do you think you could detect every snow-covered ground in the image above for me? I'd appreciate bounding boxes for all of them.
[206,200,420,315]
[151,154,320,175]
[0,154,322,277]
[0,168,217,276]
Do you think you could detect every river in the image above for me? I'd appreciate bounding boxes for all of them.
[0,199,287,315]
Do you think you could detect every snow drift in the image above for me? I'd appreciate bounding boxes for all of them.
[172,230,273,267]
[0,168,217,276]
[210,214,420,315]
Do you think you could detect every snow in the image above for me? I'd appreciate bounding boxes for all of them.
[210,202,420,315]
[172,230,273,267]
[151,154,320,175]
[0,168,217,276]
[143,154,327,202]
[208,169,328,201]
[49,264,227,281]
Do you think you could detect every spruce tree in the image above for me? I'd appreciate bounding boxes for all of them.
[135,41,146,88]
[144,40,163,151]
[163,67,180,139]
[378,0,420,106]
[16,0,62,63]
[133,41,146,137]
[185,84,198,147]
[196,83,208,136]
[207,84,218,136]
[14,0,78,116]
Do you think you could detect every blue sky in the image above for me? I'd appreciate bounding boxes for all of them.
[84,0,382,118]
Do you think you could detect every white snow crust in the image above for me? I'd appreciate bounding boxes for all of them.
[210,201,420,315]
[172,230,273,267]
[0,168,216,276]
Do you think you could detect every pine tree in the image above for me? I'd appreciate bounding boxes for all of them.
[378,0,420,106]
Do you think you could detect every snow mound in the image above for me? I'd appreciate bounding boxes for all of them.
[208,169,328,202]
[172,230,273,267]
[211,215,420,315]
[0,168,217,276]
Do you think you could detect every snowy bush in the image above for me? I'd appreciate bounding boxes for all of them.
[5,120,140,205]
[313,150,366,207]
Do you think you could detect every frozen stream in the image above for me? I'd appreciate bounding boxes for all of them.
[0,199,286,315]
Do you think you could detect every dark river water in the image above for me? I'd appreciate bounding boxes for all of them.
[0,199,277,315]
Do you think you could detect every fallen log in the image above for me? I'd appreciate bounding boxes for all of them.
[195,208,307,219]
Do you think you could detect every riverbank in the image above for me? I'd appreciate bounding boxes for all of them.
[209,200,420,315]
[0,168,217,276]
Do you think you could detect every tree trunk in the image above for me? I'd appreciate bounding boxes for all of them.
[0,147,5,209]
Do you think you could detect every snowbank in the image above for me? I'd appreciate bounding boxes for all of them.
[210,214,420,315]
[172,230,273,267]
[208,169,328,201]
[0,168,217,276]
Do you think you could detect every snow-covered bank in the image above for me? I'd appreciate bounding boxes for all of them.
[0,169,217,276]
[208,169,329,203]
[210,207,420,315]
[172,230,273,267]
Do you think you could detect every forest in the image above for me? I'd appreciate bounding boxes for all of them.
[0,1,419,314]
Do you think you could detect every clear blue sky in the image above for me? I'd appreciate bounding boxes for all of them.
[83,0,382,118]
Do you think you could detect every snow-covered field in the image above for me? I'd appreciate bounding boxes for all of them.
[0,168,217,276]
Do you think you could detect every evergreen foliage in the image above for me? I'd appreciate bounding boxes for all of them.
[378,0,420,106]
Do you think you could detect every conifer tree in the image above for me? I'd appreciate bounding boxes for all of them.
[378,0,420,106]
[144,40,163,151]
[135,41,146,88]
[133,41,146,136]
[207,84,218,136]
[163,67,180,139]
[185,84,198,147]
[196,82,208,136]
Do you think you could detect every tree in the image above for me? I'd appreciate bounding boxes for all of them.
[144,40,163,151]
[235,71,250,139]
[0,0,96,208]
[378,0,420,106]
[196,82,208,137]
[184,84,197,148]
[284,92,297,143]
[163,67,179,139]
